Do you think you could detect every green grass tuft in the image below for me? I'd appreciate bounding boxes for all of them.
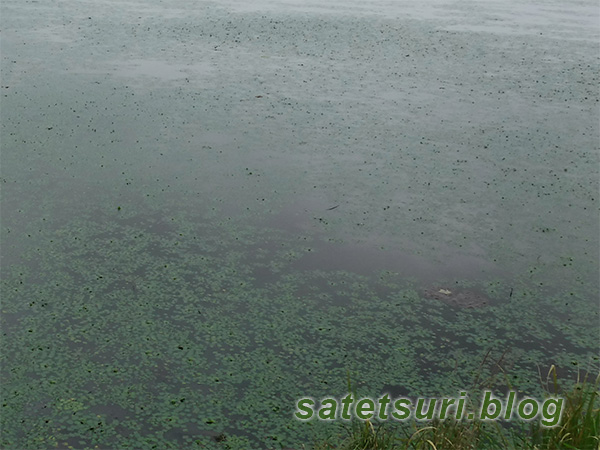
[312,366,599,450]
[524,365,599,450]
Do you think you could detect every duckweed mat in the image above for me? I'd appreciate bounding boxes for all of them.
[2,194,597,448]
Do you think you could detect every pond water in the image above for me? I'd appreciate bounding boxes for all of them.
[1,0,598,447]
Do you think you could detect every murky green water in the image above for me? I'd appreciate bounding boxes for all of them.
[1,0,598,447]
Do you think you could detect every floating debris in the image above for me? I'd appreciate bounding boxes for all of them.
[423,288,491,309]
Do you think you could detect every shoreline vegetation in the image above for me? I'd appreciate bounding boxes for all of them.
[311,366,599,450]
